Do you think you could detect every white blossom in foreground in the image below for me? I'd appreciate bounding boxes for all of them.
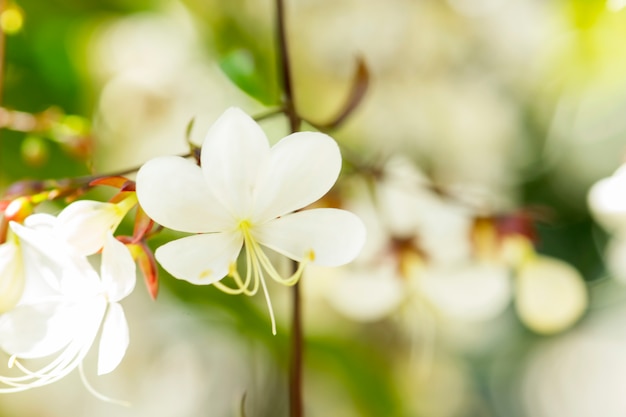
[136,107,366,333]
[0,195,136,315]
[0,214,135,398]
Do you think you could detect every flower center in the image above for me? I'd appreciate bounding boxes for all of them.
[211,219,310,335]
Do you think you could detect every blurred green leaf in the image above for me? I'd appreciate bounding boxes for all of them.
[182,0,281,105]
[307,336,403,417]
[219,48,279,105]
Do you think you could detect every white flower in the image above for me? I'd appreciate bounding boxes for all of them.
[417,262,512,323]
[0,214,135,395]
[324,261,405,322]
[605,236,626,283]
[136,107,366,333]
[55,194,137,256]
[588,165,626,283]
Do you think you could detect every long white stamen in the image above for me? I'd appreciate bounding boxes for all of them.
[212,219,314,334]
[255,255,276,335]
[79,363,130,406]
[0,341,86,392]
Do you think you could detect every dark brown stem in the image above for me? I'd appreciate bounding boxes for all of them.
[254,107,286,123]
[276,0,300,133]
[275,0,304,415]
[289,272,303,417]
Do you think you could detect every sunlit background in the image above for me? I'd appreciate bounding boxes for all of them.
[3,0,626,416]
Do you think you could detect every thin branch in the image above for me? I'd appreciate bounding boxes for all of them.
[311,57,370,131]
[0,107,61,133]
[254,107,286,123]
[275,0,305,415]
[276,0,300,133]
[289,274,303,417]
[0,106,283,199]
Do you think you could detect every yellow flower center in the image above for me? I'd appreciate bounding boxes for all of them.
[212,219,311,335]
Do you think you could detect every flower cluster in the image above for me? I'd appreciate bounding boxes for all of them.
[0,194,137,399]
[0,106,367,398]
[314,158,588,335]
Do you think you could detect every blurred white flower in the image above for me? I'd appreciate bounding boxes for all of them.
[588,163,626,234]
[0,215,135,397]
[376,156,475,264]
[608,0,626,12]
[325,260,405,322]
[606,236,626,283]
[417,262,512,323]
[320,155,587,336]
[515,256,587,335]
[318,158,512,326]
[521,291,626,417]
[136,107,366,334]
[588,163,626,283]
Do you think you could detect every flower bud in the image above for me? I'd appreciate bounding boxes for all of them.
[56,194,137,256]
[4,197,34,223]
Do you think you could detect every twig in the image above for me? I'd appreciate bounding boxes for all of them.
[275,0,305,415]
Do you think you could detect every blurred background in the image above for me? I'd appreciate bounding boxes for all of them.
[3,0,626,416]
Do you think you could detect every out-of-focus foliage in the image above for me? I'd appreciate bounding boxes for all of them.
[193,0,280,105]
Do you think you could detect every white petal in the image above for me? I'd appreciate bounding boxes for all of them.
[418,263,512,322]
[10,221,99,299]
[376,158,436,238]
[201,107,270,218]
[0,240,25,313]
[588,165,626,233]
[58,259,101,300]
[23,213,56,230]
[97,302,129,375]
[0,298,106,359]
[326,263,405,322]
[10,220,68,264]
[155,231,243,284]
[0,303,60,357]
[101,234,136,302]
[253,208,366,267]
[136,156,233,233]
[515,256,588,334]
[56,200,122,256]
[606,236,626,283]
[416,203,473,265]
[252,132,342,222]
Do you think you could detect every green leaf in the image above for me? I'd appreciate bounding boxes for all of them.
[182,1,281,105]
[218,47,280,105]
